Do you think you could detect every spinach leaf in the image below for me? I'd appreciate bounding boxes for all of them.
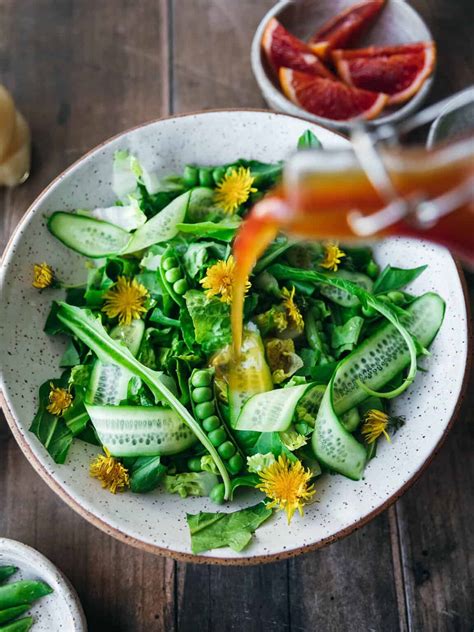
[245,160,283,188]
[59,339,82,367]
[186,502,272,553]
[30,376,74,464]
[44,302,70,335]
[185,290,231,354]
[129,456,167,493]
[297,130,322,150]
[373,265,427,294]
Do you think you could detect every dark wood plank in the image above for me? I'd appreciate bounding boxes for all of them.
[289,513,404,632]
[171,0,274,112]
[0,1,174,631]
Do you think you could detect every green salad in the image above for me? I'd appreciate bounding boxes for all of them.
[32,131,445,554]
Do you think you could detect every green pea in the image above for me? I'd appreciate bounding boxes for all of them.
[199,168,214,188]
[165,267,181,284]
[217,441,236,460]
[192,387,212,404]
[208,427,227,447]
[202,415,220,432]
[212,166,226,184]
[162,256,178,271]
[227,453,244,475]
[173,278,188,295]
[187,457,203,472]
[183,165,199,187]
[191,370,212,388]
[366,259,380,279]
[387,290,405,305]
[195,401,215,420]
[210,482,225,505]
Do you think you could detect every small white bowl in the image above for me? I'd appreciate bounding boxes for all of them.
[251,0,435,131]
[0,538,87,631]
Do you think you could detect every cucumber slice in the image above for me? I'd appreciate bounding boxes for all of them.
[234,384,311,432]
[110,319,145,357]
[86,361,133,405]
[87,320,145,405]
[320,271,373,307]
[48,212,131,258]
[312,376,367,480]
[228,327,273,425]
[123,190,191,253]
[312,292,445,479]
[86,404,197,457]
[333,292,445,413]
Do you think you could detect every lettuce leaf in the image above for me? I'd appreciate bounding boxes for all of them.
[184,290,231,354]
[186,502,272,553]
[329,316,364,357]
[165,472,218,498]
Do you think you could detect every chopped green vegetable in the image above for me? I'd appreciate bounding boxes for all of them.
[186,503,272,553]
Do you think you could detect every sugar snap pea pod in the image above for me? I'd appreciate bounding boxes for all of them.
[305,307,333,364]
[0,569,17,584]
[189,369,245,476]
[0,616,33,632]
[0,580,52,609]
[159,245,188,306]
[198,167,214,188]
[0,605,29,625]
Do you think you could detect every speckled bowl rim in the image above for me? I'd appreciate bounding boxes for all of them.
[0,538,87,630]
[0,109,471,566]
[251,0,435,131]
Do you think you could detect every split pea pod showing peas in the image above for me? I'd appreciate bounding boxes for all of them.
[0,580,52,610]
[159,246,188,306]
[189,369,245,481]
[182,162,242,189]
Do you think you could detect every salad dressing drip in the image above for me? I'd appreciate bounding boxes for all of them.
[230,137,474,359]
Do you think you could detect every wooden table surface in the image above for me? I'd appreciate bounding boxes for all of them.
[1,1,473,630]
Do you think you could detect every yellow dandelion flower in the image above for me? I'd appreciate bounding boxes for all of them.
[90,447,130,494]
[33,262,54,289]
[256,454,316,524]
[214,167,257,215]
[281,286,304,330]
[200,255,250,305]
[46,383,73,416]
[362,409,391,444]
[102,276,149,326]
[320,242,346,271]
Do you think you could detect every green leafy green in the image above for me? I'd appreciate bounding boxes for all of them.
[329,316,364,357]
[176,219,239,242]
[373,265,427,294]
[186,502,272,553]
[184,290,231,353]
[30,376,74,464]
[297,130,322,150]
[129,456,167,493]
[165,472,218,498]
[247,452,276,473]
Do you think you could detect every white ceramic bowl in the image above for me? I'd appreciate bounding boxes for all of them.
[251,0,434,131]
[0,111,469,563]
[0,538,86,630]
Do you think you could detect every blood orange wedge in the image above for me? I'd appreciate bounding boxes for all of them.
[262,17,334,79]
[308,0,385,59]
[333,42,436,104]
[279,67,388,121]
